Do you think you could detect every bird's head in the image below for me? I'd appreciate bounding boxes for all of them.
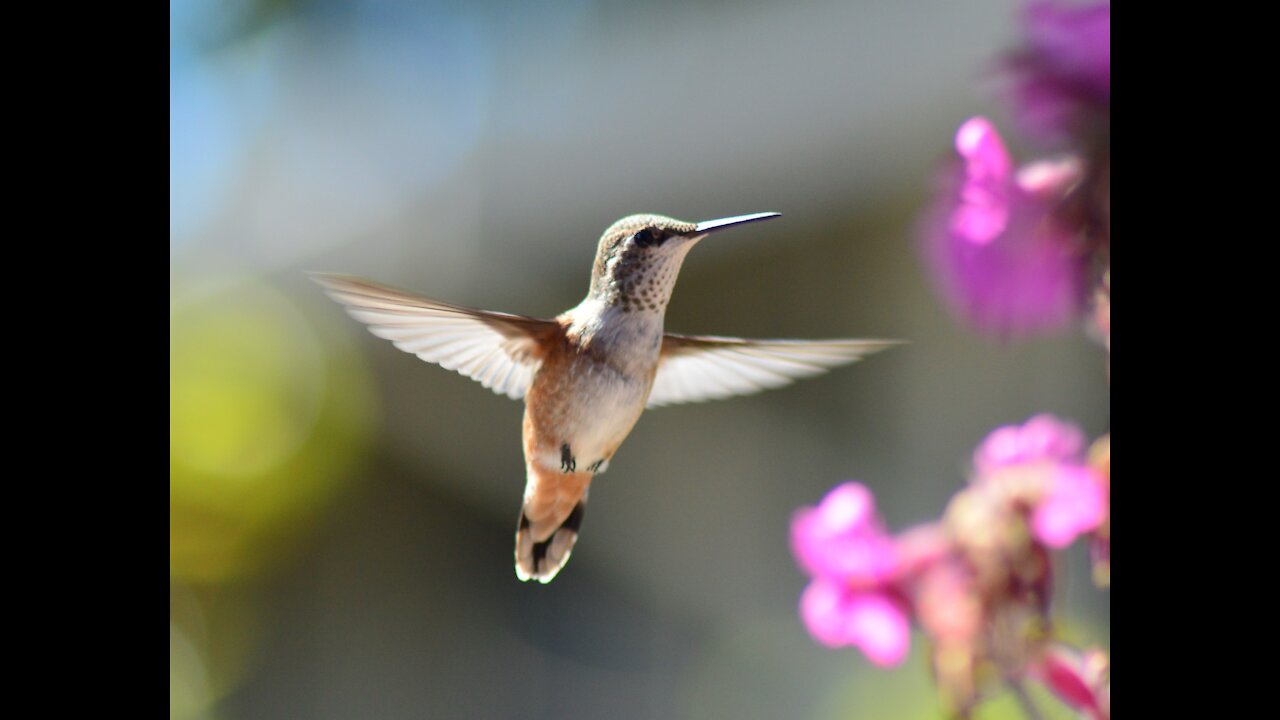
[588,212,780,312]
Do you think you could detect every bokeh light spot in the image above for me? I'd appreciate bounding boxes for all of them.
[170,275,376,583]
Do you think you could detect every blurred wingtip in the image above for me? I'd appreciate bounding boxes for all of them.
[306,271,354,288]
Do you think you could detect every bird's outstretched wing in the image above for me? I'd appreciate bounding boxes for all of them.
[312,274,558,400]
[648,333,900,407]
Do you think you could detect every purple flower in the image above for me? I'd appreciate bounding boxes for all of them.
[1006,0,1111,141]
[947,117,1013,246]
[922,117,1087,335]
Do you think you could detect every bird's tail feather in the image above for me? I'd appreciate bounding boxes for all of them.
[515,468,592,583]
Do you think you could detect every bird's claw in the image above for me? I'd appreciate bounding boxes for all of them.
[560,443,576,473]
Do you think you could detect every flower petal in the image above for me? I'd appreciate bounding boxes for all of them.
[799,577,853,648]
[798,579,910,666]
[950,117,1013,245]
[1006,1,1111,139]
[1032,466,1106,548]
[815,482,877,532]
[974,414,1085,475]
[1031,644,1108,717]
[844,593,912,667]
[1025,1,1111,100]
[791,483,898,585]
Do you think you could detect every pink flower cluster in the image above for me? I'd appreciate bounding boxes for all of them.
[975,413,1106,549]
[921,0,1109,339]
[791,415,1109,715]
[860,3,1111,715]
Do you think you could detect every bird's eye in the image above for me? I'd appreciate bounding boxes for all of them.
[634,229,659,247]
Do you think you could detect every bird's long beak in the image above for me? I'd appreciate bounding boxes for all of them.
[693,212,781,235]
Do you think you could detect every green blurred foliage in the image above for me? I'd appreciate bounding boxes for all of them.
[170,274,375,581]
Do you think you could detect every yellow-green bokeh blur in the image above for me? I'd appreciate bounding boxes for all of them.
[171,276,374,583]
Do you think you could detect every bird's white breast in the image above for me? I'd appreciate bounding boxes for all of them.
[533,302,662,472]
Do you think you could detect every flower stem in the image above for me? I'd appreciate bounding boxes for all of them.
[1007,678,1044,720]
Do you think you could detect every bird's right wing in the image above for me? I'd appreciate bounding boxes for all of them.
[312,273,559,400]
[648,333,900,407]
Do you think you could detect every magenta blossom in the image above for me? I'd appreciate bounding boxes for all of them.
[792,416,1109,707]
[1031,644,1110,719]
[922,117,1086,335]
[791,482,910,665]
[1033,465,1107,549]
[791,482,898,586]
[1006,0,1111,141]
[799,578,910,666]
[974,413,1086,475]
[974,414,1106,548]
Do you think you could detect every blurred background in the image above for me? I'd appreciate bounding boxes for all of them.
[170,0,1109,717]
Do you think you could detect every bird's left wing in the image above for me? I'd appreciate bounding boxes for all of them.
[312,273,558,400]
[648,333,900,408]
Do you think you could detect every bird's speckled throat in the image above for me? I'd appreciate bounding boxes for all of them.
[587,214,699,313]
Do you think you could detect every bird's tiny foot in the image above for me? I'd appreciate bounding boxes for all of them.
[560,443,576,473]
[587,459,604,473]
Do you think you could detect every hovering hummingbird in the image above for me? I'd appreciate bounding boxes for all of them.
[313,212,896,583]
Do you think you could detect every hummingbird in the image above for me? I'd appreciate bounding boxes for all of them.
[313,212,896,583]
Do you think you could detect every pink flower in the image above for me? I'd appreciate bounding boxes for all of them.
[1033,465,1107,548]
[922,117,1087,336]
[1031,645,1110,719]
[949,118,1013,246]
[974,413,1086,475]
[790,482,898,586]
[799,577,910,666]
[791,483,912,666]
[914,558,981,644]
[973,415,1107,548]
[1006,0,1111,141]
